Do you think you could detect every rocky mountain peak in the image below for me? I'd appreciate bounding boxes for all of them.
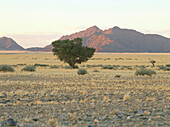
[0,36,25,50]
[85,25,101,32]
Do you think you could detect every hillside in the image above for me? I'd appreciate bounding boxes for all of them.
[0,37,25,51]
[26,47,43,51]
[1,26,170,52]
[43,26,170,52]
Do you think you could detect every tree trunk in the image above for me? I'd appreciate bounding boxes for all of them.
[152,63,155,67]
[69,63,75,68]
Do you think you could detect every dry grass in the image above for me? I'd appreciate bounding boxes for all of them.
[0,53,169,126]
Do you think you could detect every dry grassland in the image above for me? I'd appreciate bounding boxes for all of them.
[0,53,169,126]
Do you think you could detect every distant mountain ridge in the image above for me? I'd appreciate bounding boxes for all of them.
[1,26,170,52]
[0,37,24,50]
[43,26,170,52]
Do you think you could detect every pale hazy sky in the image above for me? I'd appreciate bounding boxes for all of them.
[0,0,169,48]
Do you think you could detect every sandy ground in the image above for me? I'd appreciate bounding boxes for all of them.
[0,53,169,126]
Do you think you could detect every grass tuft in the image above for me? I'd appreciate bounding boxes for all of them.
[22,65,36,72]
[0,65,15,72]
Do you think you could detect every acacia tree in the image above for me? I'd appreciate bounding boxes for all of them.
[52,38,95,68]
[150,60,156,67]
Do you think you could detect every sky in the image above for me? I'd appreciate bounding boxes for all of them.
[0,0,170,48]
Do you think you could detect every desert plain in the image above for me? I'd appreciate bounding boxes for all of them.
[0,52,170,127]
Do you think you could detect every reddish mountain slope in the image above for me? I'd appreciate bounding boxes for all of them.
[60,25,101,40]
[43,26,114,51]
[42,26,170,52]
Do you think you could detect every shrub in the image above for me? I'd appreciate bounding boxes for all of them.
[166,64,170,67]
[163,67,170,71]
[157,65,170,71]
[22,65,36,72]
[136,65,146,69]
[102,65,119,70]
[120,67,124,70]
[127,67,133,70]
[102,65,113,69]
[86,65,92,68]
[74,65,79,68]
[115,75,121,78]
[93,70,100,72]
[0,65,15,72]
[135,69,156,76]
[65,66,72,69]
[12,65,18,67]
[34,63,49,67]
[113,65,120,67]
[77,68,88,75]
[49,65,59,69]
[157,65,166,70]
[121,66,133,70]
[17,64,27,66]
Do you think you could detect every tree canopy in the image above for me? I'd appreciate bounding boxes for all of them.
[52,38,96,68]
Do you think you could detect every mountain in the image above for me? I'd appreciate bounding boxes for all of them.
[0,36,25,50]
[26,47,43,51]
[42,26,170,52]
[2,26,170,52]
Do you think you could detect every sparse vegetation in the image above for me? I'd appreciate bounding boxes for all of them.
[93,69,100,72]
[17,64,27,66]
[115,75,121,78]
[157,65,166,70]
[102,65,114,69]
[163,67,170,71]
[22,65,36,72]
[77,68,88,75]
[74,65,79,68]
[0,53,169,127]
[135,69,156,76]
[0,64,15,72]
[166,64,170,67]
[121,66,133,70]
[135,65,146,69]
[157,65,170,71]
[34,63,49,67]
[64,66,72,69]
[49,65,59,69]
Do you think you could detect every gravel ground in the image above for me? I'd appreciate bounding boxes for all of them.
[0,70,170,127]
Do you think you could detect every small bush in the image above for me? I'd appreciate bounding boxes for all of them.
[74,65,79,68]
[77,68,88,75]
[86,65,92,68]
[157,65,170,71]
[115,75,121,78]
[0,65,15,72]
[65,66,72,69]
[22,65,36,72]
[12,65,18,67]
[34,63,49,67]
[50,65,59,69]
[157,65,166,70]
[102,65,113,69]
[166,64,170,67]
[93,70,100,72]
[135,69,156,76]
[17,64,27,66]
[163,67,170,71]
[127,67,133,70]
[120,66,133,70]
[102,65,119,70]
[136,65,146,69]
